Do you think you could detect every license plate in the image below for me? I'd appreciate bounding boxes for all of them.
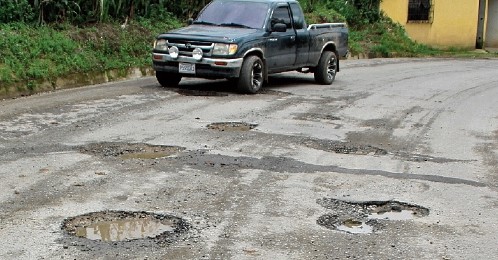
[179,63,195,74]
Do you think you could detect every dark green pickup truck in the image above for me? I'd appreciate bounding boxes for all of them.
[152,0,348,93]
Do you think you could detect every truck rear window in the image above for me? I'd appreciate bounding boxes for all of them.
[196,1,269,29]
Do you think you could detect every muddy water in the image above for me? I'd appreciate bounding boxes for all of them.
[336,219,374,234]
[75,216,175,242]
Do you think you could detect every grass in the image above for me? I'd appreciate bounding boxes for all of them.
[0,17,181,91]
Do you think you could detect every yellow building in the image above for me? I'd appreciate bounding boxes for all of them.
[380,0,498,49]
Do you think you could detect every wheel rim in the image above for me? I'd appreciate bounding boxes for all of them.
[327,56,337,80]
[251,61,263,89]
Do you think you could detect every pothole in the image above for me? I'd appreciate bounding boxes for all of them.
[295,113,341,122]
[303,138,387,155]
[207,122,258,131]
[62,211,189,242]
[317,199,429,234]
[79,142,185,159]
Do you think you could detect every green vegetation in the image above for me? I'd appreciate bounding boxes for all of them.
[0,19,180,85]
[0,0,495,97]
[348,18,439,57]
[303,0,437,57]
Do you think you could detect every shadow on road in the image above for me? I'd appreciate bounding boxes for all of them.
[152,72,316,95]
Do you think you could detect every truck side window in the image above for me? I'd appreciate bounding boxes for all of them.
[271,6,292,29]
[290,3,305,29]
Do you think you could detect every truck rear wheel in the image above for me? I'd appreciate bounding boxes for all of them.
[156,71,182,88]
[314,51,337,85]
[237,56,264,94]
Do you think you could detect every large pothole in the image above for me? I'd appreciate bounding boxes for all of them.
[207,122,258,131]
[317,199,429,234]
[62,211,189,242]
[79,142,185,159]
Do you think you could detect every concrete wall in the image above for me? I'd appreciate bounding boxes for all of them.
[381,0,480,48]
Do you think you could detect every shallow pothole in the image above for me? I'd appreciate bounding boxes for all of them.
[79,142,185,159]
[207,122,258,131]
[303,138,387,155]
[295,113,341,122]
[62,211,189,242]
[317,199,429,234]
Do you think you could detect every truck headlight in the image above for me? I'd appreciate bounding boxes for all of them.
[192,48,203,61]
[213,43,238,55]
[155,39,168,51]
[169,46,179,59]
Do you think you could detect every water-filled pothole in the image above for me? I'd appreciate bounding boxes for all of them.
[62,211,189,242]
[317,199,429,234]
[79,142,185,159]
[336,219,374,234]
[207,122,258,131]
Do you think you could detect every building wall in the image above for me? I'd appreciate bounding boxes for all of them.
[381,0,480,48]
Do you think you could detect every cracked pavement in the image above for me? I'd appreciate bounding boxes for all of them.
[0,58,497,259]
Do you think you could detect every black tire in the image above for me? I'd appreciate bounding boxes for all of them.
[156,71,182,87]
[314,51,337,85]
[237,56,264,94]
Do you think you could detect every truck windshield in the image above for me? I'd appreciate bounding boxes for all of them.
[195,1,269,29]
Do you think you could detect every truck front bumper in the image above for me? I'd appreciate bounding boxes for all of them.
[152,53,243,79]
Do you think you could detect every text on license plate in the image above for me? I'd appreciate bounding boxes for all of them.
[179,63,195,74]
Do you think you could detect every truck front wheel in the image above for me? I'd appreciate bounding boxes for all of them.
[314,51,337,85]
[237,56,264,94]
[156,71,182,88]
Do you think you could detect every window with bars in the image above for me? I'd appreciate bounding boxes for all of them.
[408,0,431,22]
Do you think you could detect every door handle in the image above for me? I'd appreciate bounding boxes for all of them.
[290,36,296,42]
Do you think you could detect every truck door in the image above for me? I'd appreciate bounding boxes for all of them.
[290,2,309,66]
[266,5,297,71]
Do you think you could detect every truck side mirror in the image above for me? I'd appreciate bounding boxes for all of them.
[187,18,194,25]
[272,23,287,32]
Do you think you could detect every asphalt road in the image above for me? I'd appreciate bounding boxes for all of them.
[0,58,497,259]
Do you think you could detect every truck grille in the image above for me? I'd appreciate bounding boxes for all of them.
[167,40,214,57]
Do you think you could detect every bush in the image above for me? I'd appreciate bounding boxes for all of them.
[0,0,35,23]
[305,4,346,24]
[349,16,437,57]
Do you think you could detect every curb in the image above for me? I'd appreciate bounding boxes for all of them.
[0,67,155,100]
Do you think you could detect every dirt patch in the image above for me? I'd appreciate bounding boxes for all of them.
[79,142,185,159]
[207,122,258,131]
[317,198,429,234]
[62,210,189,242]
